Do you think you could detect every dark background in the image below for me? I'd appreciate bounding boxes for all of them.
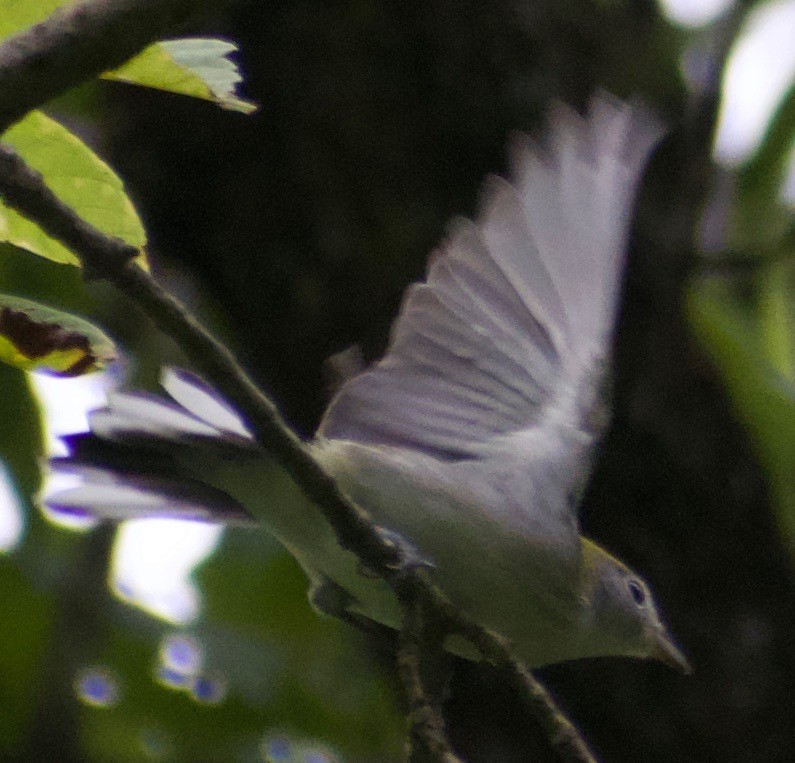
[2,0,793,761]
[98,0,793,760]
[105,0,793,761]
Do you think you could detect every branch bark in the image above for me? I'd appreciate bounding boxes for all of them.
[396,585,461,763]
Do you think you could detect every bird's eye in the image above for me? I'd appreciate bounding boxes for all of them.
[628,580,645,605]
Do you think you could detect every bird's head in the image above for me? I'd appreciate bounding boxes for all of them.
[580,538,691,673]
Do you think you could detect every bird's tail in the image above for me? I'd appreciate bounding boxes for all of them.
[45,367,403,631]
[45,368,262,526]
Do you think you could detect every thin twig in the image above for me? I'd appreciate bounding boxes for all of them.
[396,582,462,763]
[0,143,398,575]
[502,657,597,763]
[394,571,597,763]
[441,608,597,763]
[0,146,137,270]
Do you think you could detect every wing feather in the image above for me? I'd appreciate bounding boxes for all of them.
[319,94,664,461]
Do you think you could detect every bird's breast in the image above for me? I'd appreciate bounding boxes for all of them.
[311,439,585,661]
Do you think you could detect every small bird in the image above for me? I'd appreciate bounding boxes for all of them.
[48,93,689,672]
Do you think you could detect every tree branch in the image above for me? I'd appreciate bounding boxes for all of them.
[500,656,597,763]
[397,586,461,763]
[440,606,598,763]
[0,0,237,134]
[0,141,397,573]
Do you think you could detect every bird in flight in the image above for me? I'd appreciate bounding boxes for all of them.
[48,93,689,673]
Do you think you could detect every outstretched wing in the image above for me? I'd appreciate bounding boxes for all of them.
[318,94,664,460]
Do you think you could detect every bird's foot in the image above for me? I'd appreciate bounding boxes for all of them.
[372,524,436,580]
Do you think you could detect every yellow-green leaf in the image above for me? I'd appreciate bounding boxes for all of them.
[0,111,146,266]
[0,294,115,376]
[107,38,257,114]
[0,0,63,41]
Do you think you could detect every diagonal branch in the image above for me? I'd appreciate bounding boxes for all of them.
[406,573,598,763]
[0,142,597,763]
[0,2,601,759]
[0,141,397,572]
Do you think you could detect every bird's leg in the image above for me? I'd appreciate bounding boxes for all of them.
[308,576,398,648]
[308,575,356,619]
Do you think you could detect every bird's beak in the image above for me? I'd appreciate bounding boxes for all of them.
[650,630,692,674]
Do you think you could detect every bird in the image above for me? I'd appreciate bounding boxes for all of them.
[46,92,690,673]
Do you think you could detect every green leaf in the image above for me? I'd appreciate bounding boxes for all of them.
[0,111,147,266]
[688,280,795,558]
[106,38,257,114]
[0,294,115,376]
[0,0,63,41]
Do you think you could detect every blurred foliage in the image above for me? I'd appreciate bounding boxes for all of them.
[688,278,795,555]
[0,361,48,757]
[0,0,793,762]
[689,76,795,558]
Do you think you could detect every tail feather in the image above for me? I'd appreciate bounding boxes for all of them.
[88,391,221,441]
[58,431,181,474]
[162,367,252,437]
[47,461,253,524]
[45,369,258,525]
